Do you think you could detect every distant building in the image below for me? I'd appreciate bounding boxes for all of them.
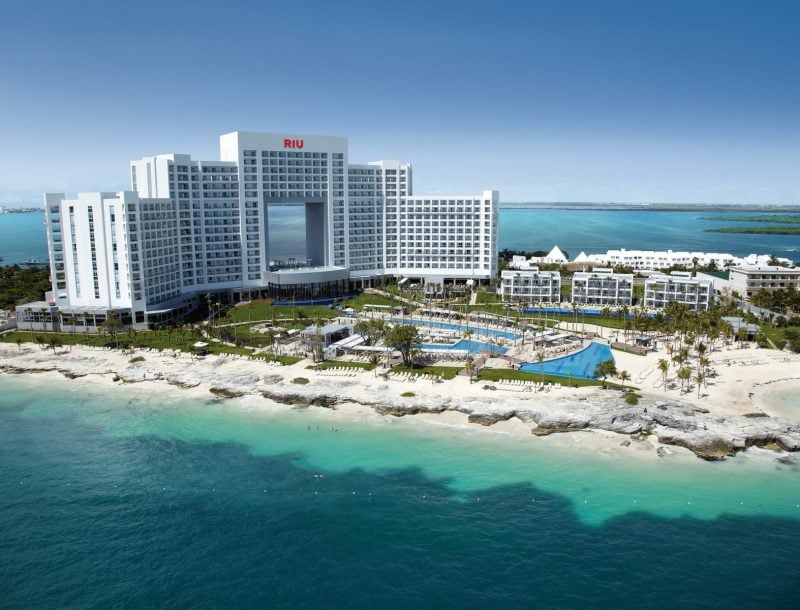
[728,265,800,300]
[643,271,714,311]
[500,268,561,303]
[577,248,791,271]
[509,245,568,269]
[571,268,633,307]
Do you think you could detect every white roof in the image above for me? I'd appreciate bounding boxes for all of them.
[573,251,589,263]
[547,245,568,262]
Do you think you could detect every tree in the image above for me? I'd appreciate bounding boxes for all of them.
[385,324,420,366]
[658,358,670,390]
[368,353,380,376]
[354,320,372,344]
[677,366,692,394]
[15,337,23,350]
[100,312,122,346]
[618,369,631,391]
[737,326,748,347]
[695,371,705,398]
[593,359,617,389]
[66,315,77,351]
[48,335,63,355]
[536,351,545,386]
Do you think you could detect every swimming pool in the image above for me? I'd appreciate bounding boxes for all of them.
[419,339,509,355]
[390,318,522,340]
[521,307,657,319]
[519,342,614,379]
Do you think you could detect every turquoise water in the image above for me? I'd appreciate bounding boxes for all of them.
[3,208,799,267]
[0,212,48,265]
[392,318,522,340]
[520,342,614,379]
[501,208,800,260]
[419,338,508,354]
[1,375,799,606]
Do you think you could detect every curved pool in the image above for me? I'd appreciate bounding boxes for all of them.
[519,342,614,379]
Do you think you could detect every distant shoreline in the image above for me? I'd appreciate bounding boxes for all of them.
[500,203,800,212]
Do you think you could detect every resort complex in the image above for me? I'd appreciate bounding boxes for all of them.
[571,248,793,270]
[643,271,714,311]
[500,268,561,303]
[23,131,498,329]
[571,268,634,307]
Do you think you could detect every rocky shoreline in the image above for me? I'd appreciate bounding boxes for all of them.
[2,346,799,461]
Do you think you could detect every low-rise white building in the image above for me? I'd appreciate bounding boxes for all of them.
[728,265,800,300]
[578,248,790,271]
[643,271,714,311]
[500,268,561,303]
[509,245,568,269]
[571,268,633,307]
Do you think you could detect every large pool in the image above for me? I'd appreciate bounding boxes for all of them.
[519,342,614,379]
[419,339,509,355]
[522,306,657,319]
[390,318,522,340]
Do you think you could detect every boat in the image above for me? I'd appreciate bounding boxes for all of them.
[24,257,46,265]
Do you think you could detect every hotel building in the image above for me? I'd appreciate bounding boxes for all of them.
[575,248,792,271]
[499,268,561,303]
[22,131,498,330]
[571,268,633,307]
[698,265,800,302]
[643,271,714,311]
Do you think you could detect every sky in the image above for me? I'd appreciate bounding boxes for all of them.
[0,0,798,205]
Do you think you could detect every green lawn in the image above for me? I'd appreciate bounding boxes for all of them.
[1,329,303,362]
[222,302,334,325]
[390,364,463,380]
[340,292,410,311]
[760,326,800,351]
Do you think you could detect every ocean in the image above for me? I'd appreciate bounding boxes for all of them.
[2,207,798,266]
[0,375,798,607]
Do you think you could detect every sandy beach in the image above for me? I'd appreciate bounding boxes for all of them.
[1,338,799,461]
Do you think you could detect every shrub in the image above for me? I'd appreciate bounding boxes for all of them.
[129,356,145,363]
[292,377,310,385]
[400,391,415,397]
[623,392,639,406]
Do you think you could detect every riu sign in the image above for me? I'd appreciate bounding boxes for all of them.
[283,138,304,149]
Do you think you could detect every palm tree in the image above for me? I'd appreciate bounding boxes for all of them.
[737,326,748,348]
[463,328,474,361]
[15,337,23,350]
[695,371,705,398]
[536,351,545,387]
[677,366,691,394]
[618,369,630,391]
[25,307,34,332]
[48,335,62,355]
[658,358,670,390]
[369,353,380,376]
[593,358,617,389]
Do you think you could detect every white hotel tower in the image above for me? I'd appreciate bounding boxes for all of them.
[33,131,498,329]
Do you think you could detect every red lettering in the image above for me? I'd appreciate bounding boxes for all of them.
[283,138,304,149]
[283,138,292,148]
